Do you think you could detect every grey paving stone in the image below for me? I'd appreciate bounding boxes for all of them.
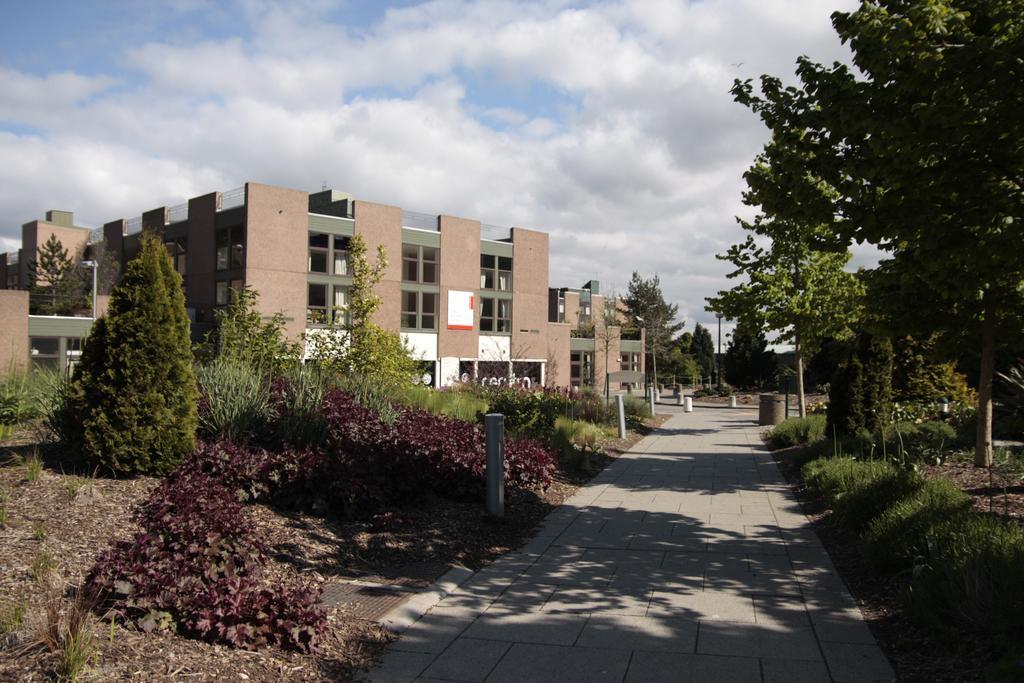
[486,643,631,683]
[761,657,832,682]
[697,621,822,661]
[623,650,761,682]
[820,640,896,682]
[541,585,652,616]
[389,607,477,654]
[420,638,510,682]
[461,608,587,645]
[368,650,435,682]
[811,611,877,644]
[576,613,698,652]
[647,589,756,622]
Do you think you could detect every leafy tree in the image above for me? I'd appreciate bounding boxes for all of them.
[595,293,622,398]
[199,286,302,377]
[893,336,975,405]
[725,318,777,389]
[732,0,1024,465]
[623,272,683,389]
[70,232,197,475]
[307,234,416,392]
[661,343,701,386]
[28,233,83,315]
[691,323,716,384]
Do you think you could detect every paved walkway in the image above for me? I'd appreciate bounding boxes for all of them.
[369,407,894,682]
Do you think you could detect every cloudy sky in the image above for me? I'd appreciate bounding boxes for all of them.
[0,0,862,339]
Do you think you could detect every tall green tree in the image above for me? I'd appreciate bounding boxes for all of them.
[623,272,683,389]
[70,232,197,475]
[28,233,82,315]
[732,0,1024,466]
[691,323,716,384]
[725,318,777,389]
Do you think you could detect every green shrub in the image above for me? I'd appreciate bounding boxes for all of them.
[622,396,651,418]
[196,359,273,441]
[70,233,198,475]
[272,365,329,447]
[392,385,488,423]
[766,415,827,449]
[828,331,894,437]
[863,477,972,573]
[483,387,573,439]
[0,369,62,427]
[802,457,922,530]
[910,511,1024,642]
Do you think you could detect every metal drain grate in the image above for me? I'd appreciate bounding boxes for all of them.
[320,582,416,620]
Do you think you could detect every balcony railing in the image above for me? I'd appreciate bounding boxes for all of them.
[402,210,439,231]
[481,223,511,241]
[167,202,189,223]
[125,216,142,235]
[219,186,245,211]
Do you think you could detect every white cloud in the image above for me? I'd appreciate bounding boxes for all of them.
[0,0,863,331]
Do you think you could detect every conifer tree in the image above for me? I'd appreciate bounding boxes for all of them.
[71,232,197,475]
[691,323,716,384]
[28,233,81,315]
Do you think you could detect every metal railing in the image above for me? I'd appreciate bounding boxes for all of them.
[125,216,142,235]
[402,210,439,231]
[219,186,245,210]
[7,252,18,265]
[167,202,189,223]
[481,223,511,241]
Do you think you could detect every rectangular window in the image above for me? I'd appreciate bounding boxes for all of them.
[479,296,512,333]
[215,279,243,306]
[333,236,350,275]
[216,225,244,271]
[480,254,512,291]
[333,286,351,327]
[620,352,639,372]
[309,233,329,273]
[164,239,187,278]
[402,290,438,330]
[571,351,594,388]
[307,283,328,324]
[402,244,439,284]
[29,337,60,371]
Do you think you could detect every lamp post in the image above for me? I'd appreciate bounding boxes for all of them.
[715,312,723,389]
[80,260,97,319]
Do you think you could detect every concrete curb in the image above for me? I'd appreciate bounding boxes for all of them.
[379,565,475,634]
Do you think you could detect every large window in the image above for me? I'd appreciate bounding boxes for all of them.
[29,337,60,372]
[402,290,438,330]
[480,254,512,291]
[480,296,512,333]
[307,283,350,326]
[309,233,329,273]
[333,286,351,327]
[307,283,328,324]
[333,236,350,275]
[620,352,640,372]
[164,239,187,278]
[402,245,438,284]
[215,279,243,306]
[215,225,244,271]
[571,351,594,388]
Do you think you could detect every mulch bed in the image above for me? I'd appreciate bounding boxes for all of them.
[772,446,1001,682]
[920,459,1024,524]
[0,415,664,681]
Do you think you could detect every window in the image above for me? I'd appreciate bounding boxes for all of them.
[164,239,187,278]
[307,283,328,324]
[480,296,512,333]
[30,337,60,371]
[402,290,438,330]
[402,245,438,284]
[215,279,243,306]
[216,225,244,271]
[333,236,350,275]
[480,254,512,291]
[309,233,329,273]
[558,293,566,322]
[333,286,351,327]
[571,351,594,388]
[620,352,640,372]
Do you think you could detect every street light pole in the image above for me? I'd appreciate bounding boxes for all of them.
[715,312,723,388]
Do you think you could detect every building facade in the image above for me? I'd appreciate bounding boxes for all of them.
[1,182,643,388]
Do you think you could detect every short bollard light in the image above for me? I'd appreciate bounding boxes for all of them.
[485,413,505,517]
[649,389,656,417]
[616,394,627,439]
[730,396,737,408]
[684,396,693,413]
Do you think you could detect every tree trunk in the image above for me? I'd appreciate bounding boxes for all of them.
[795,333,806,418]
[974,294,996,468]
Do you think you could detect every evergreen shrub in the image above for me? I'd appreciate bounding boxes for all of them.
[70,233,197,475]
[765,415,827,449]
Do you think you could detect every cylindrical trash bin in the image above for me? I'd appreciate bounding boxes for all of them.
[729,396,737,408]
[758,393,785,426]
[684,396,693,413]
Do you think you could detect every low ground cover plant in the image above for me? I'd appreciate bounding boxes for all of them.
[86,468,326,652]
[802,457,922,530]
[765,415,826,449]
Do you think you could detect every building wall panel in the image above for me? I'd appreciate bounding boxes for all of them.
[438,215,480,359]
[354,201,402,332]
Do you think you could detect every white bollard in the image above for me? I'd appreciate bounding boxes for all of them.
[649,390,656,417]
[616,394,626,439]
[684,396,693,413]
[676,392,684,406]
[730,396,737,408]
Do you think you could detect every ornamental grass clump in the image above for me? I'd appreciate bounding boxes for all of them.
[802,457,922,531]
[765,415,827,449]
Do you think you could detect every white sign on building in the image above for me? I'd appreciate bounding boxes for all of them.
[447,290,474,330]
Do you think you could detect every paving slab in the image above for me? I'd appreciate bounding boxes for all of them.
[371,406,892,681]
